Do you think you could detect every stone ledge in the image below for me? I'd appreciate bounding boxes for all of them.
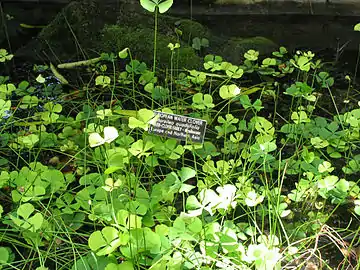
[170,2,360,16]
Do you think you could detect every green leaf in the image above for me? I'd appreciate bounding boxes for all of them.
[187,217,202,233]
[128,109,156,131]
[36,74,45,83]
[88,227,123,256]
[310,137,329,149]
[89,127,119,147]
[44,102,62,113]
[118,48,129,59]
[245,190,264,207]
[158,0,173,13]
[291,111,310,124]
[0,49,13,62]
[95,75,111,88]
[239,95,252,109]
[244,49,259,61]
[318,175,338,190]
[106,262,134,270]
[179,167,196,182]
[318,161,334,173]
[192,37,201,51]
[192,93,214,110]
[41,169,65,193]
[20,134,39,149]
[0,247,10,263]
[0,99,11,118]
[354,23,360,31]
[186,195,202,210]
[71,253,117,270]
[89,133,104,147]
[129,139,155,158]
[11,203,44,232]
[20,96,39,109]
[225,65,243,79]
[140,0,157,12]
[152,86,169,100]
[219,84,240,100]
[140,0,173,13]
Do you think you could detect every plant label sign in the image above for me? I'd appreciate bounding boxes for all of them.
[148,111,207,143]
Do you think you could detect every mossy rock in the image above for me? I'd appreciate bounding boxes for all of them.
[15,0,205,70]
[220,36,278,62]
[99,25,202,69]
[16,0,111,61]
[175,19,211,42]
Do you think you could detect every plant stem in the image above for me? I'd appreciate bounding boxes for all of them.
[353,43,360,83]
[153,8,158,74]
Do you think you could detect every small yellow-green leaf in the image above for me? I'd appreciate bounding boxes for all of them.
[354,23,360,31]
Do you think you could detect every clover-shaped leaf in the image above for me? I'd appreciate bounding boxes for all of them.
[192,93,215,110]
[244,49,259,61]
[10,203,44,232]
[0,49,13,62]
[310,137,329,149]
[36,74,46,84]
[291,111,310,124]
[128,139,155,158]
[291,55,311,72]
[225,65,244,79]
[203,54,223,71]
[96,109,113,120]
[318,161,334,174]
[0,83,16,99]
[41,169,65,193]
[262,58,277,66]
[0,98,11,118]
[252,116,275,135]
[318,175,338,190]
[219,84,241,100]
[88,226,124,256]
[245,190,264,207]
[20,95,38,109]
[19,134,39,149]
[95,75,111,88]
[128,109,156,131]
[116,209,142,229]
[44,102,62,113]
[89,127,119,147]
[140,0,173,13]
[153,138,184,160]
[216,184,237,210]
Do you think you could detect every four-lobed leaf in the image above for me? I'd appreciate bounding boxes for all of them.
[140,0,173,13]
[89,126,119,147]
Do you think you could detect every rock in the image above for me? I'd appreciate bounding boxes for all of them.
[14,0,276,70]
[16,0,109,61]
[220,36,278,61]
[99,24,202,69]
[15,0,203,69]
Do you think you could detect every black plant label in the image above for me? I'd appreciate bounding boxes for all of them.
[149,111,207,144]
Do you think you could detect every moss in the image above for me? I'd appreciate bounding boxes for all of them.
[176,19,211,43]
[220,36,278,62]
[100,25,202,69]
[16,0,207,68]
[16,0,117,61]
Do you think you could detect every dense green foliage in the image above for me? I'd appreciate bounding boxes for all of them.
[1,2,360,270]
